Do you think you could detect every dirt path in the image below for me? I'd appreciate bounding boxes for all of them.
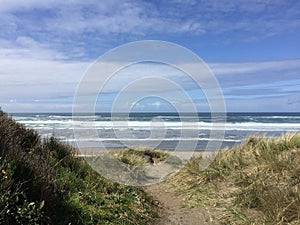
[144,182,219,225]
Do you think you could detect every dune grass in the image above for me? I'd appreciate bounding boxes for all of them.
[0,109,159,225]
[83,147,183,186]
[168,133,300,224]
[112,148,171,166]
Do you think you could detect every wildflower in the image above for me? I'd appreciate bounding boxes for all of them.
[1,169,7,175]
[4,176,7,179]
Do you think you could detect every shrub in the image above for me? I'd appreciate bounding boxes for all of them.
[0,109,158,224]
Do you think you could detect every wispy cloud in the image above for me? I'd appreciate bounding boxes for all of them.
[0,45,88,105]
[1,0,299,60]
[209,60,300,87]
[1,47,298,112]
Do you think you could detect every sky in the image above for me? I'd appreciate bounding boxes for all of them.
[0,0,299,113]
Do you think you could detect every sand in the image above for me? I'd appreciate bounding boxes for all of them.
[77,147,219,224]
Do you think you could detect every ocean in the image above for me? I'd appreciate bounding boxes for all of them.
[11,112,300,151]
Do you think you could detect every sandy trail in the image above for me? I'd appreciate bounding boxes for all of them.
[79,148,220,224]
[144,182,219,225]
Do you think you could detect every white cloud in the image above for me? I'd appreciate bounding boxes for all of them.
[209,59,300,76]
[0,40,89,102]
[1,55,299,112]
[3,0,297,45]
[2,48,298,100]
[0,0,76,12]
[0,36,68,60]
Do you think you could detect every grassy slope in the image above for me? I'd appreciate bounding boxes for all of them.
[167,133,300,224]
[0,110,158,225]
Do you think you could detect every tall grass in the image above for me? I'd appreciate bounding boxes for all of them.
[0,109,158,224]
[168,133,300,224]
[113,148,170,166]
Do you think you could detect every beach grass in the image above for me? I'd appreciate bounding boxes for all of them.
[167,133,300,224]
[0,109,159,225]
[82,148,183,186]
[112,148,171,166]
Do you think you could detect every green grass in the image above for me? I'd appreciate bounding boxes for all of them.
[84,147,182,186]
[0,109,159,225]
[112,148,171,166]
[167,133,300,225]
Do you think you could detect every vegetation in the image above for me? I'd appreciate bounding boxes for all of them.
[168,133,300,224]
[85,147,182,186]
[2,107,299,224]
[0,109,159,225]
[112,148,171,166]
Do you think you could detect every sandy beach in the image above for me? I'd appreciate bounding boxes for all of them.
[76,147,204,161]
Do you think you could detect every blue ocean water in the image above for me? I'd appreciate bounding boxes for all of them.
[11,112,300,150]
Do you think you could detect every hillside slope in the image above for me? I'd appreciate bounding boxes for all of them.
[0,110,158,225]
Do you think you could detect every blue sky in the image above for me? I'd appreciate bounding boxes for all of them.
[0,0,299,112]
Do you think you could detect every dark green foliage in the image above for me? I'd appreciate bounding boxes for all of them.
[0,109,158,225]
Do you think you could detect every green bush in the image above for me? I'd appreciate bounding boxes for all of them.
[0,109,158,224]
